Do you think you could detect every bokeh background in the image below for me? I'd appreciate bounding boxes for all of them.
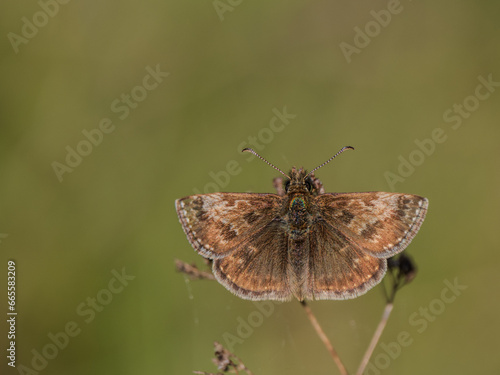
[1,1,499,374]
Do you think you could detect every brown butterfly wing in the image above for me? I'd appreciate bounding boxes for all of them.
[314,192,428,258]
[307,192,428,300]
[307,219,387,300]
[213,219,292,301]
[175,193,283,259]
[176,192,293,300]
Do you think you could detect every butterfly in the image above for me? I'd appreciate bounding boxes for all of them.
[175,147,428,301]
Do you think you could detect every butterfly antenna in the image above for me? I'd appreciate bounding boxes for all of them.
[242,148,290,179]
[305,146,355,180]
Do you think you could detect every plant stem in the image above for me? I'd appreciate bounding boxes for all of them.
[356,303,394,375]
[300,301,349,375]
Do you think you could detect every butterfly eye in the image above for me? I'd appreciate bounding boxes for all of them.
[284,180,291,192]
[305,180,313,192]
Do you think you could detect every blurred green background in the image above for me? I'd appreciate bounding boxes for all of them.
[1,1,499,374]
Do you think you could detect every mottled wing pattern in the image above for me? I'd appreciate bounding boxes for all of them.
[175,193,283,259]
[176,192,292,300]
[307,192,427,299]
[307,219,386,300]
[315,192,428,258]
[213,220,292,301]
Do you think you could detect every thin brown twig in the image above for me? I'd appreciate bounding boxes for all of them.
[356,254,417,374]
[356,303,394,375]
[300,301,349,375]
[232,354,254,375]
[175,259,215,280]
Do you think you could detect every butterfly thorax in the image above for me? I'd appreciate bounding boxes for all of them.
[288,195,311,236]
[286,167,314,237]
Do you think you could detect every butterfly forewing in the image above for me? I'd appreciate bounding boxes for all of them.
[176,193,283,259]
[314,192,428,258]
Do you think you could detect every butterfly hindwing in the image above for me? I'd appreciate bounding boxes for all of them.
[307,218,386,300]
[213,220,292,301]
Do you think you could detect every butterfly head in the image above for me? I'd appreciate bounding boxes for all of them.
[285,167,318,195]
[242,146,354,197]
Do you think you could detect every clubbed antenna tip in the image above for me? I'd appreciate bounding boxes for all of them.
[304,146,354,180]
